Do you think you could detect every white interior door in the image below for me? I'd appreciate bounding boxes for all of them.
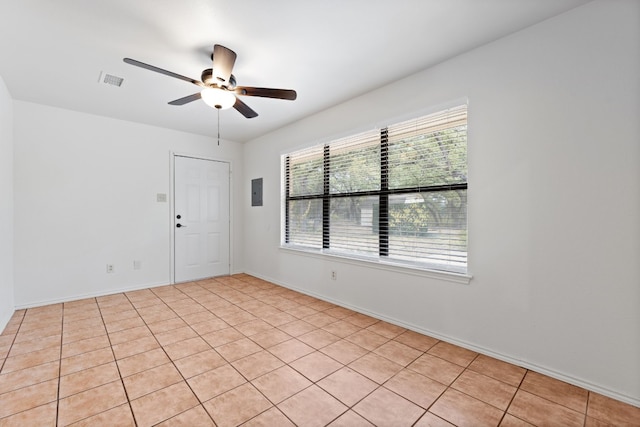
[174,156,230,282]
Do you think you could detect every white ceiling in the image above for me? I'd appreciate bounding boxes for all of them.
[0,0,590,143]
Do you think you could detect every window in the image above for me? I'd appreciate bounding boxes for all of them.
[283,104,467,274]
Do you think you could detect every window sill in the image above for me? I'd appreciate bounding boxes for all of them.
[279,246,472,285]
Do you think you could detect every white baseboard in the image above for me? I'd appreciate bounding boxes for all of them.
[244,269,640,408]
[13,280,171,310]
[13,272,243,310]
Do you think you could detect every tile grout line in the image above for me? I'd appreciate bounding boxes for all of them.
[584,391,592,427]
[128,285,218,425]
[1,307,63,424]
[0,311,23,377]
[0,310,27,422]
[202,277,333,426]
[241,278,400,425]
[176,279,344,425]
[512,371,591,420]
[193,279,313,424]
[56,298,130,426]
[96,295,140,427]
[206,277,397,425]
[424,352,479,423]
[56,303,66,427]
[499,367,532,426]
[173,281,296,425]
[126,287,201,425]
[125,282,284,422]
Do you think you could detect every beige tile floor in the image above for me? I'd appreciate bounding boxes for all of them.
[0,274,638,426]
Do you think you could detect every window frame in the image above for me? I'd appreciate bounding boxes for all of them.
[282,104,470,281]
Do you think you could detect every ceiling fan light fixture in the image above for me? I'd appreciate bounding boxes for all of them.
[201,87,235,109]
[124,44,295,119]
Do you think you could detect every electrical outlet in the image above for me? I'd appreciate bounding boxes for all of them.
[133,260,142,270]
[331,271,337,281]
[106,264,114,274]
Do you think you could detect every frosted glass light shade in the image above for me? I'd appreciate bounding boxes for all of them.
[201,88,236,109]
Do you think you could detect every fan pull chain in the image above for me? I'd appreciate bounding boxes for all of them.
[217,107,220,146]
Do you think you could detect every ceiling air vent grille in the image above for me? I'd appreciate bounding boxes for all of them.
[99,72,124,87]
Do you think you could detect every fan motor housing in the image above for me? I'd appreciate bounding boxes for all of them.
[201,69,236,89]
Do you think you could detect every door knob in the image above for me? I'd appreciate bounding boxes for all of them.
[176,223,186,228]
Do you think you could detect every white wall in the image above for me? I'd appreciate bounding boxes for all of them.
[0,75,15,330]
[13,102,244,307]
[243,0,640,405]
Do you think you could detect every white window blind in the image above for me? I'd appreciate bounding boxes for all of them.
[285,145,324,248]
[329,129,381,194]
[288,145,324,197]
[388,105,467,188]
[283,104,468,274]
[386,105,467,272]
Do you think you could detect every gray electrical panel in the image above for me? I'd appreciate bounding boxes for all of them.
[251,178,263,206]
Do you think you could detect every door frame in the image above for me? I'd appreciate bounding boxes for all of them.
[170,152,234,284]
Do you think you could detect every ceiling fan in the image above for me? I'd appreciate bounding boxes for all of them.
[123,44,296,119]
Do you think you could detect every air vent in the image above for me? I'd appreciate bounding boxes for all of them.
[99,72,124,87]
